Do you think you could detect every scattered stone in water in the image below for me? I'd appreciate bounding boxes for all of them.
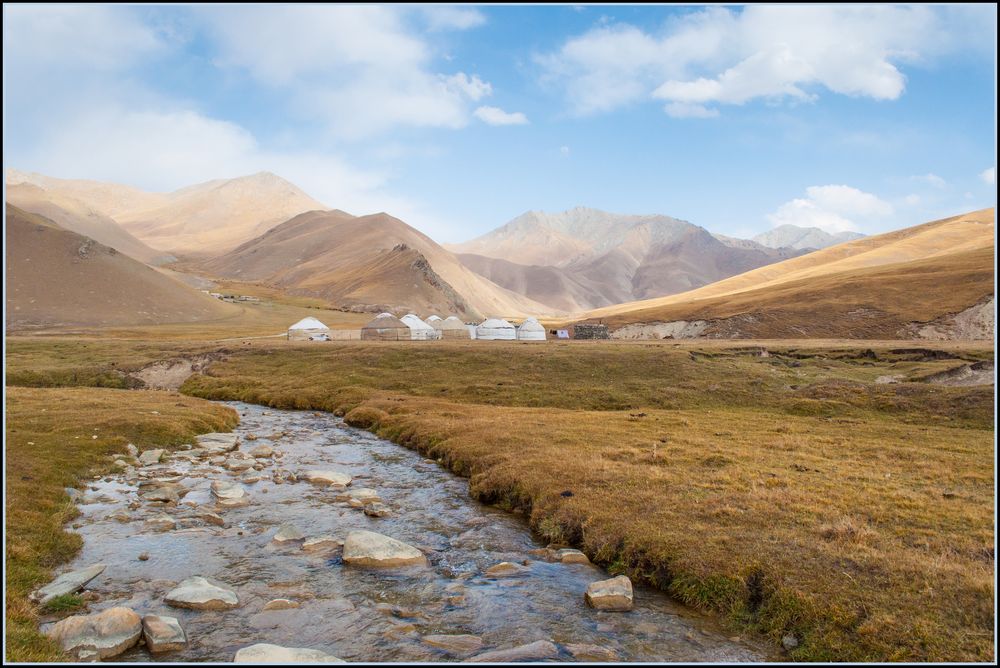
[45,606,142,660]
[64,487,83,502]
[422,634,484,655]
[585,575,633,611]
[224,458,255,472]
[485,561,526,577]
[138,553,150,561]
[557,548,590,564]
[195,433,240,453]
[272,523,305,543]
[302,470,352,487]
[164,576,239,610]
[31,564,106,604]
[302,535,342,552]
[262,598,300,611]
[141,614,187,653]
[364,502,392,518]
[210,480,247,500]
[199,511,226,527]
[138,449,165,466]
[249,444,273,458]
[564,643,620,661]
[241,471,266,484]
[233,644,343,663]
[469,640,560,662]
[145,514,176,531]
[342,530,428,568]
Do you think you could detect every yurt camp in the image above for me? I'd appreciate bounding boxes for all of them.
[517,317,546,341]
[436,315,472,340]
[361,313,410,341]
[401,314,440,340]
[426,315,443,326]
[287,317,331,341]
[476,317,516,341]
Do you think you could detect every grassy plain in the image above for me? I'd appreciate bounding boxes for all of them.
[4,337,995,661]
[4,386,237,661]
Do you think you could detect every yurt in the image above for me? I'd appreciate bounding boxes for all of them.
[476,317,516,341]
[287,317,331,341]
[437,315,472,340]
[401,314,440,340]
[517,317,546,341]
[361,312,410,341]
[426,315,443,326]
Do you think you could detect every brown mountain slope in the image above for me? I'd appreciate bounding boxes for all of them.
[5,169,329,256]
[6,183,173,265]
[583,208,995,321]
[450,207,802,310]
[573,209,995,340]
[5,204,239,331]
[200,210,550,318]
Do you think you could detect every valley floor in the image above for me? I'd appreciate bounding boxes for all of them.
[4,337,995,661]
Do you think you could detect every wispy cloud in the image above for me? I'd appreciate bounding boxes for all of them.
[767,185,893,233]
[474,106,529,126]
[981,167,995,185]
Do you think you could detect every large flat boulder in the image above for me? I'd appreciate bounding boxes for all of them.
[342,530,427,568]
[469,640,560,662]
[233,644,344,663]
[210,480,246,500]
[422,634,484,655]
[164,576,239,610]
[45,606,142,660]
[302,470,352,487]
[31,563,105,604]
[195,433,240,453]
[138,449,165,466]
[141,614,187,653]
[584,575,633,611]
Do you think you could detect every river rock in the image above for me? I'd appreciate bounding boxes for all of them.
[139,482,184,504]
[31,564,106,604]
[138,449,165,466]
[485,561,526,577]
[141,614,187,653]
[584,575,633,611]
[302,470,352,487]
[64,487,83,502]
[111,459,129,471]
[45,606,142,659]
[783,634,799,651]
[145,513,176,531]
[164,576,239,610]
[234,644,344,663]
[337,488,379,503]
[273,524,305,543]
[262,598,300,611]
[342,530,428,568]
[210,480,246,500]
[469,640,560,662]
[302,535,342,552]
[224,458,255,472]
[199,511,226,527]
[195,433,240,453]
[557,548,590,564]
[564,642,620,661]
[364,502,392,518]
[249,444,273,458]
[126,443,139,458]
[422,634,484,655]
[241,471,266,484]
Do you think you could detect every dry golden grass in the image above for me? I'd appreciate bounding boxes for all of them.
[5,338,995,661]
[4,387,237,661]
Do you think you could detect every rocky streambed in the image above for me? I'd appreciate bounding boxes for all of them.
[41,402,768,662]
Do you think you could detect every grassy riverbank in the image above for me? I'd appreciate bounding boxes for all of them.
[5,337,995,661]
[4,387,237,662]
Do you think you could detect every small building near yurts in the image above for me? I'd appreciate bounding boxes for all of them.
[517,317,546,341]
[437,315,472,340]
[288,317,331,341]
[361,312,410,341]
[401,314,440,340]
[476,317,516,341]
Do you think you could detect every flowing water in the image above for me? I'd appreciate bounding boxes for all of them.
[48,402,768,662]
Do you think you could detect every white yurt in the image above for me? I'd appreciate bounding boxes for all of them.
[426,315,443,326]
[517,317,547,341]
[476,317,516,341]
[401,314,440,341]
[436,315,472,340]
[287,317,331,341]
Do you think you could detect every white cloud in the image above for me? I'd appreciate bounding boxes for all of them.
[767,185,893,233]
[419,6,486,31]
[201,6,495,139]
[540,5,992,117]
[474,106,529,126]
[663,102,720,118]
[981,167,995,185]
[910,173,947,188]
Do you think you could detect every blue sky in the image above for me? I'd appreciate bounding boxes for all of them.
[3,4,996,243]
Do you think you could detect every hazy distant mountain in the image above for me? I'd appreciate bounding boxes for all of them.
[200,209,549,318]
[448,207,803,312]
[6,204,237,331]
[5,169,329,256]
[753,224,865,250]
